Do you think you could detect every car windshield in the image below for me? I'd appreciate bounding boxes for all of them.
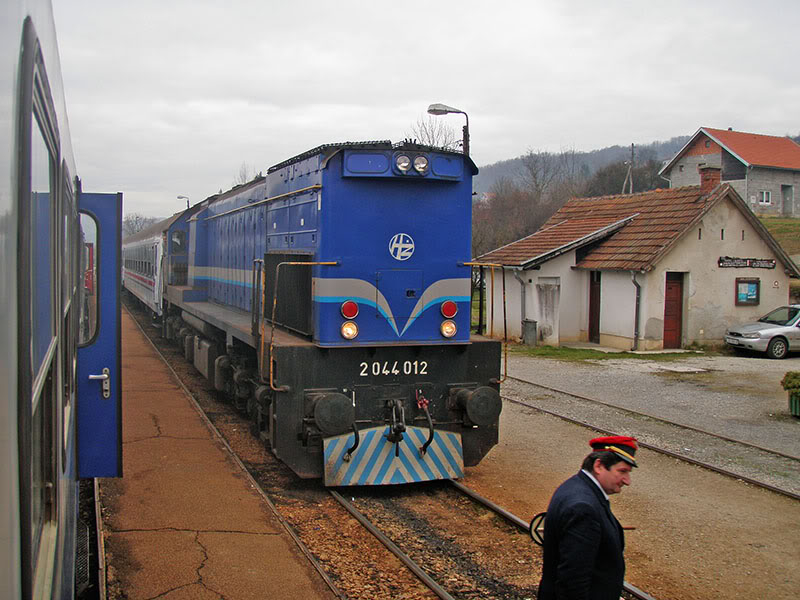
[758,307,799,326]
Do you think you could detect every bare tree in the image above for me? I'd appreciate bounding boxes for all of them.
[123,213,159,237]
[406,115,460,150]
[234,161,253,186]
[519,149,563,200]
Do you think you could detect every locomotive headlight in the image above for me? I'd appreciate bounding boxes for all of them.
[341,321,359,340]
[396,155,411,172]
[440,320,457,338]
[413,155,429,173]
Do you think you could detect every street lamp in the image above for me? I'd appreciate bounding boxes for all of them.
[427,102,470,156]
[177,195,189,209]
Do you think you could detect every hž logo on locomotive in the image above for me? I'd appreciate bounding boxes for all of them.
[388,233,415,261]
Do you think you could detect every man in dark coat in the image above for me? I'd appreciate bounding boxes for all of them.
[537,436,638,600]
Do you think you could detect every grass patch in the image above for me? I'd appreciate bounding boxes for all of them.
[758,217,800,255]
[507,343,711,362]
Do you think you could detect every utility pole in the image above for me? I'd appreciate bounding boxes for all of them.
[621,143,634,194]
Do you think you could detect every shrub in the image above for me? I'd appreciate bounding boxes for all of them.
[780,371,800,391]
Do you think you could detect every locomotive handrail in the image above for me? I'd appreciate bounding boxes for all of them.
[251,259,264,337]
[266,260,339,392]
[463,261,508,384]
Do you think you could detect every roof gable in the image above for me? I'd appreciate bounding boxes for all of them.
[661,127,800,174]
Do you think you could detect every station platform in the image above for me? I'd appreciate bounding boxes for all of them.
[97,310,335,599]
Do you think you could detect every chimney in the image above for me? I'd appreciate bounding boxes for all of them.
[698,165,721,194]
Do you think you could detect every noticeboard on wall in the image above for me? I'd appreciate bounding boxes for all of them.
[735,277,760,306]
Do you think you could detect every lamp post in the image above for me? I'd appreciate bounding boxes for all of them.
[427,102,470,156]
[177,195,189,209]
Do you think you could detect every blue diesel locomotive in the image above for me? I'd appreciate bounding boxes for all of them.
[2,3,123,598]
[125,141,502,486]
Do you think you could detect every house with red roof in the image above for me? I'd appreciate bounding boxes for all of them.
[660,127,800,217]
[478,170,799,350]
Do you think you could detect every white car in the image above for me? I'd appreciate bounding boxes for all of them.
[724,305,800,359]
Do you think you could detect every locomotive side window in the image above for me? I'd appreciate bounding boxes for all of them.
[79,213,99,344]
[172,230,186,253]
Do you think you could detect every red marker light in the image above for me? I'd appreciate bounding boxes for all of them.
[441,300,458,319]
[341,300,359,319]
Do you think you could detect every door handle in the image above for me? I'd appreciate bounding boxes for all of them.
[88,367,111,399]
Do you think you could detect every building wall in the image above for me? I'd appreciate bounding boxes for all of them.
[596,270,639,349]
[486,251,585,343]
[639,197,792,347]
[668,134,723,187]
[744,167,800,217]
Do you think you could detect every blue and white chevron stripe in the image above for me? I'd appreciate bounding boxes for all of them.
[323,425,464,486]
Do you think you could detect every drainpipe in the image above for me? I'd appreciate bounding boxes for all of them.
[513,269,527,322]
[631,271,641,351]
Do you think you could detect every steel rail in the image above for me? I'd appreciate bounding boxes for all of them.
[506,374,800,462]
[448,480,659,600]
[329,490,456,600]
[502,393,800,502]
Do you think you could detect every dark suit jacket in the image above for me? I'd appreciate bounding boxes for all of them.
[537,471,625,600]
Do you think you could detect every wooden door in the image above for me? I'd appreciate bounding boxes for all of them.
[663,272,684,349]
[589,271,601,343]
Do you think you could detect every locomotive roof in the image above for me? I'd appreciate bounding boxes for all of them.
[122,201,205,244]
[122,212,182,244]
[267,140,478,174]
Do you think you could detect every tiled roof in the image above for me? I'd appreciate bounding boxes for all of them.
[564,186,727,271]
[477,215,632,267]
[569,186,721,270]
[479,186,727,271]
[478,184,800,276]
[702,127,800,170]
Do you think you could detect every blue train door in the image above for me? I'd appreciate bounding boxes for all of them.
[76,192,123,477]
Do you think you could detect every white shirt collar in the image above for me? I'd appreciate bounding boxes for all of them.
[581,469,609,501]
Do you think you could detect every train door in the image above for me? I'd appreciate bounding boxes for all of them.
[76,192,123,477]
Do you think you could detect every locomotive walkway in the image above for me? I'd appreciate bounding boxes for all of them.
[98,310,335,599]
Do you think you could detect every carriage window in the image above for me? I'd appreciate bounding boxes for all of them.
[31,114,54,377]
[79,213,99,344]
[29,111,56,568]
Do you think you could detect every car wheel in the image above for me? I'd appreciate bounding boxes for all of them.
[766,337,788,359]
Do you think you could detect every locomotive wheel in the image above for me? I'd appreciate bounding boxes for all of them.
[529,512,546,546]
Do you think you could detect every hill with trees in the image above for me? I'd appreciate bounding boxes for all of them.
[471,135,696,258]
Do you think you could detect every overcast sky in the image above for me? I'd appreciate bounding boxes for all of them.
[54,0,799,218]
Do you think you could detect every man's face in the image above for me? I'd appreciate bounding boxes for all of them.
[593,459,632,495]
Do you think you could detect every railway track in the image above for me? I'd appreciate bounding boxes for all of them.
[125,300,664,599]
[504,375,800,501]
[333,481,656,600]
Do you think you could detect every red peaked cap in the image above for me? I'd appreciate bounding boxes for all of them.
[589,436,638,467]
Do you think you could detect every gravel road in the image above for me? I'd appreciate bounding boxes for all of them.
[462,350,800,600]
